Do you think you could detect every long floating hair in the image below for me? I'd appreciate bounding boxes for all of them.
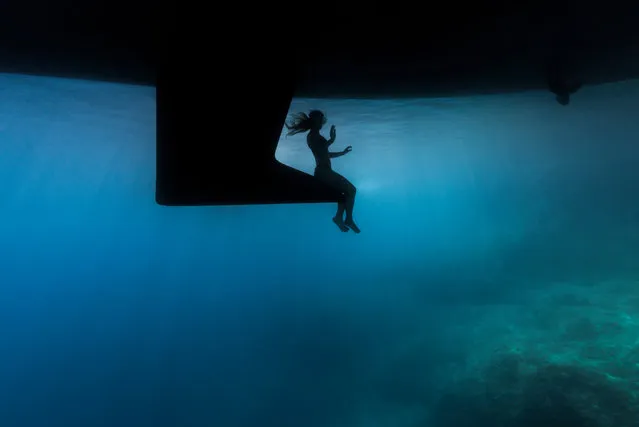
[284,110,325,136]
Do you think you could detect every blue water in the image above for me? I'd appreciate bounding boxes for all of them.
[1,73,639,427]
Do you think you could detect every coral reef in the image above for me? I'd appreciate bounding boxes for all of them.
[427,282,639,427]
[431,355,639,427]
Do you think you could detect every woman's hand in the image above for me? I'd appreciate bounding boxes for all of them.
[343,145,352,155]
[330,125,336,141]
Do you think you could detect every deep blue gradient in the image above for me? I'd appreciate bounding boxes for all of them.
[1,74,639,427]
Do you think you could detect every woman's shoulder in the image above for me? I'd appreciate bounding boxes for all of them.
[307,132,326,144]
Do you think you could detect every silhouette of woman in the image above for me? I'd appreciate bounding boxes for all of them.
[285,110,360,233]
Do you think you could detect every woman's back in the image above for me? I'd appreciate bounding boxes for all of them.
[307,131,331,170]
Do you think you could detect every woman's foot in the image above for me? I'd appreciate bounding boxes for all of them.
[333,216,349,232]
[344,218,360,234]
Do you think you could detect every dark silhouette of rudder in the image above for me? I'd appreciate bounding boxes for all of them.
[285,110,361,233]
[547,59,582,106]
